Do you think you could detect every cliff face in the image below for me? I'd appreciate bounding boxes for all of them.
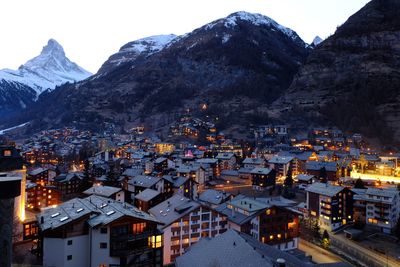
[274,0,400,143]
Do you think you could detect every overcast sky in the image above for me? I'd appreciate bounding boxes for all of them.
[0,0,370,73]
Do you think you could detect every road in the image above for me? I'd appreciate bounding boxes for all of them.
[299,238,346,264]
[331,234,400,267]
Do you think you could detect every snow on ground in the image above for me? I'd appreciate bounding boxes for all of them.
[0,122,29,135]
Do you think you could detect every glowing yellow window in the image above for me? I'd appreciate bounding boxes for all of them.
[148,235,162,248]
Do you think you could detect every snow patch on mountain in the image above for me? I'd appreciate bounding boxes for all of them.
[0,39,92,96]
[98,34,177,74]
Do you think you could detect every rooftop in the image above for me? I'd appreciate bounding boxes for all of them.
[243,157,265,165]
[305,161,337,172]
[250,167,272,175]
[296,174,314,181]
[268,155,294,164]
[135,188,161,202]
[37,195,158,232]
[28,167,48,176]
[128,175,161,188]
[366,188,399,199]
[83,185,122,197]
[198,189,231,205]
[175,229,320,267]
[148,194,200,227]
[306,182,344,197]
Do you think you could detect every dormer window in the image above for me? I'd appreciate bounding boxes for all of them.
[3,150,11,157]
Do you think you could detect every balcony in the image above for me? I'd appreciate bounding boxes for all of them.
[111,230,158,242]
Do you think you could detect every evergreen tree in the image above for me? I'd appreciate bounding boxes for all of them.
[284,166,293,188]
[319,167,328,183]
[354,178,366,189]
[322,230,330,249]
[105,164,118,187]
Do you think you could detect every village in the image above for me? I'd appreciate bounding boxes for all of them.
[1,122,400,267]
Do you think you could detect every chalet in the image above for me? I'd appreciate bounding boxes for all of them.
[242,157,265,169]
[53,173,83,198]
[176,165,206,186]
[198,189,231,209]
[162,175,196,199]
[305,161,338,181]
[83,185,125,202]
[268,155,294,177]
[216,195,299,251]
[28,167,49,185]
[250,168,276,191]
[134,188,163,212]
[216,153,236,170]
[36,196,163,267]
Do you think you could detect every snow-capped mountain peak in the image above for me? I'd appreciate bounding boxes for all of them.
[120,34,177,54]
[312,36,323,46]
[0,39,92,96]
[97,34,177,74]
[203,11,303,45]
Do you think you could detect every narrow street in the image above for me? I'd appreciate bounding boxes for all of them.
[299,238,346,264]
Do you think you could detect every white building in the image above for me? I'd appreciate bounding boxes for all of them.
[37,196,163,267]
[364,188,400,233]
[148,194,228,265]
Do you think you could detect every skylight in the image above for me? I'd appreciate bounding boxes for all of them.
[51,212,60,218]
[106,210,115,216]
[60,216,69,222]
[76,208,84,213]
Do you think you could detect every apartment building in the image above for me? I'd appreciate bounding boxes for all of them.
[306,183,354,231]
[364,188,400,233]
[148,195,227,265]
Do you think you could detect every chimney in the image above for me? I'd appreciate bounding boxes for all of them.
[233,242,236,246]
[40,216,44,224]
[276,258,286,267]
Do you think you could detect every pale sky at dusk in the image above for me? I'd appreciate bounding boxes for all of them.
[0,0,370,73]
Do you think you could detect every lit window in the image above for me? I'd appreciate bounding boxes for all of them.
[277,234,281,239]
[266,209,271,215]
[132,222,146,234]
[269,235,274,240]
[148,235,162,248]
[3,150,11,156]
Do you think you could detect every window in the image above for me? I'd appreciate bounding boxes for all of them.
[100,242,107,249]
[67,255,72,261]
[132,222,146,234]
[3,150,11,156]
[100,228,108,234]
[99,264,107,267]
[148,235,162,248]
[67,240,73,246]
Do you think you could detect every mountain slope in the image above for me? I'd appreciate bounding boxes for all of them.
[18,11,309,134]
[274,0,400,144]
[0,39,91,115]
[97,34,177,74]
